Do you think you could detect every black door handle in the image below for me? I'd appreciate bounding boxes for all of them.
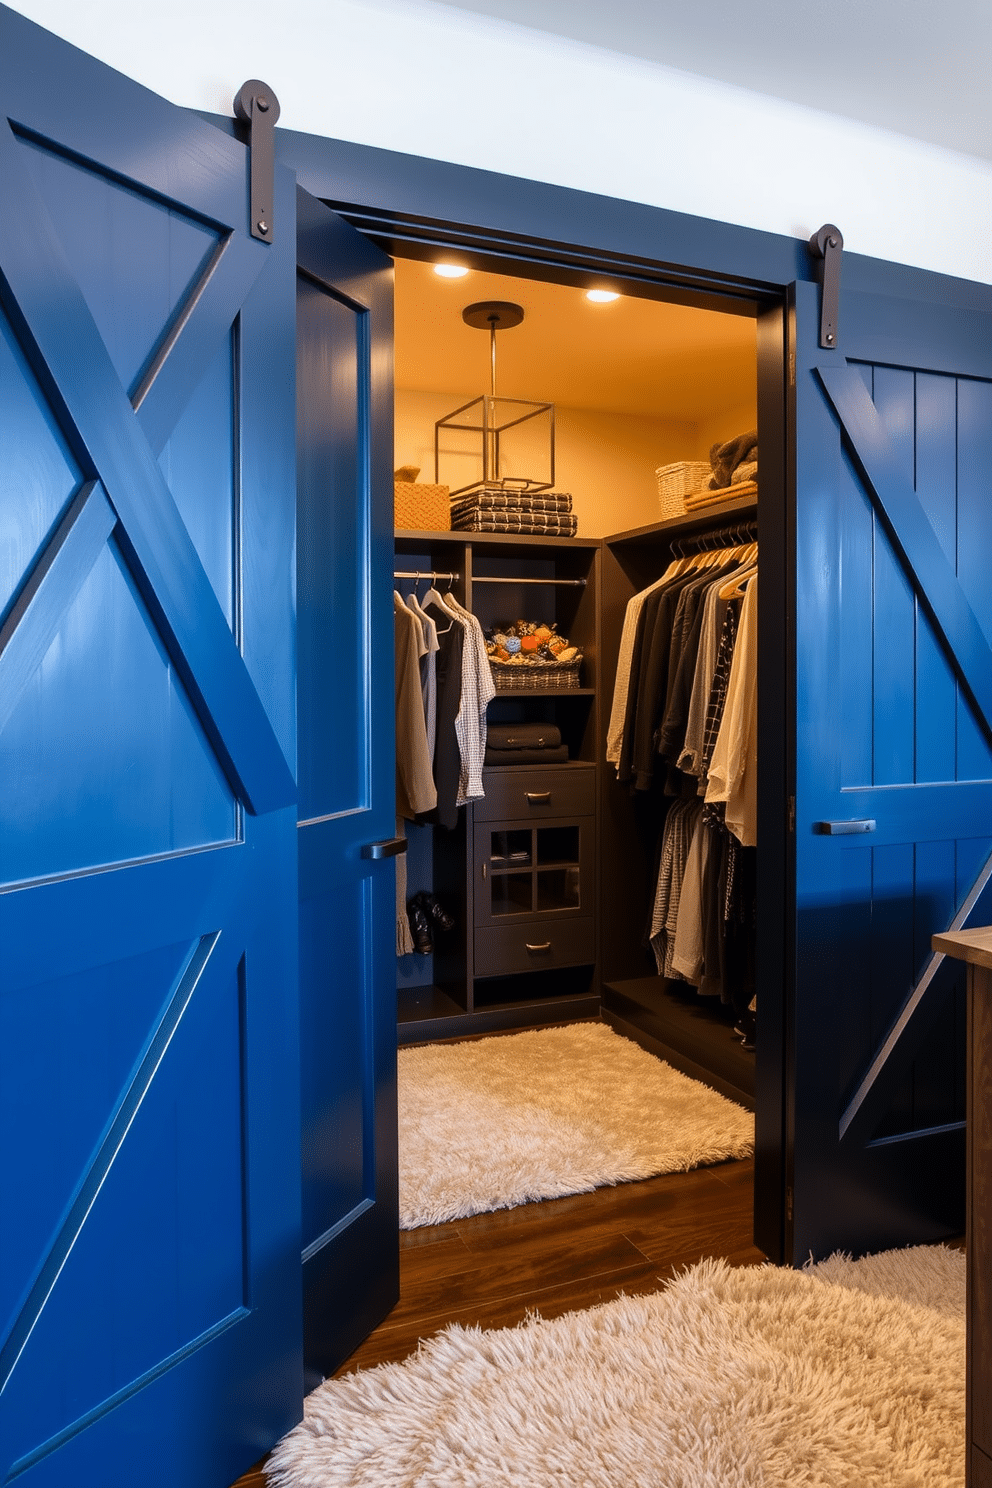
[814,819,876,835]
[361,837,409,859]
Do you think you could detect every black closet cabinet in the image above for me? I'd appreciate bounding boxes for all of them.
[394,530,601,1037]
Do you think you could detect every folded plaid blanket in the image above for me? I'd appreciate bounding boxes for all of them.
[450,488,573,516]
[452,512,578,536]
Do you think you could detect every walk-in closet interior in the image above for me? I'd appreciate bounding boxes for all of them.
[392,258,759,1111]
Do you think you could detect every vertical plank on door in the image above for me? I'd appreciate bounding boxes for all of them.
[914,372,958,785]
[871,368,916,788]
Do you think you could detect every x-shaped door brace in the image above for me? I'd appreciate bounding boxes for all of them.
[0,932,249,1470]
[817,364,992,1142]
[0,116,296,816]
[817,365,992,743]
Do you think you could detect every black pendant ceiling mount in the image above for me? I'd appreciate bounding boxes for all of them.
[461,301,524,330]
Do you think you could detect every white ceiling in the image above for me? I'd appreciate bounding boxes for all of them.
[431,0,991,161]
[395,258,756,421]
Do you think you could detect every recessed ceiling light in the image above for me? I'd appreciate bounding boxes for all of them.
[586,288,620,303]
[434,263,470,279]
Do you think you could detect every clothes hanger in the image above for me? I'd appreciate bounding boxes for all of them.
[424,577,457,628]
[406,573,429,617]
[669,537,698,577]
[718,562,757,601]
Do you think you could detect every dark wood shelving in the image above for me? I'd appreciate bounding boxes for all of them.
[398,993,599,1045]
[489,687,595,698]
[396,528,599,551]
[606,495,757,549]
[395,529,601,1033]
[398,983,466,1024]
[481,758,593,770]
[602,977,754,1108]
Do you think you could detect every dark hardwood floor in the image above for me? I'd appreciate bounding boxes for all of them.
[230,1155,761,1486]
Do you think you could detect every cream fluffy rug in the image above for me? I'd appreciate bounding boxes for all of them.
[267,1245,965,1488]
[397,1021,754,1228]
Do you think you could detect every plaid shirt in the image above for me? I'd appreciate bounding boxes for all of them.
[701,598,741,775]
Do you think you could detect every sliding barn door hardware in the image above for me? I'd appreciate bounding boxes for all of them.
[808,224,843,349]
[233,80,281,243]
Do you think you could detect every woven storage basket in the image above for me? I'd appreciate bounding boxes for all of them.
[654,460,712,520]
[489,659,581,692]
[394,482,450,531]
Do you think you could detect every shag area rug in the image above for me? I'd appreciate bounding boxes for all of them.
[266,1244,965,1488]
[397,1021,754,1228]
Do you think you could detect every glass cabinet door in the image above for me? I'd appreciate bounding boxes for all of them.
[475,819,592,925]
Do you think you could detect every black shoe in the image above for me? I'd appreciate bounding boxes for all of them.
[415,891,456,932]
[406,900,434,955]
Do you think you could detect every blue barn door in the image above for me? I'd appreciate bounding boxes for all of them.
[295,188,399,1382]
[0,8,302,1485]
[789,271,992,1260]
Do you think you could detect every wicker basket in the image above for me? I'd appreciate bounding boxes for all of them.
[394,482,450,532]
[489,659,581,691]
[654,460,712,520]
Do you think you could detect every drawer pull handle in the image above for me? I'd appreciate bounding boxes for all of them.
[526,791,552,804]
[525,940,552,953]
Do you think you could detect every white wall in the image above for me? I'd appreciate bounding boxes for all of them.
[10,0,991,285]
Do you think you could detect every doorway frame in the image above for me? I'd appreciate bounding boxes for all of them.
[263,123,796,1261]
[253,122,985,1265]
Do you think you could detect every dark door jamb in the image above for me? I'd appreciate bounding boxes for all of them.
[336,208,794,1265]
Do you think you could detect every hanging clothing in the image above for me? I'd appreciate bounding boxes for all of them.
[706,575,757,847]
[669,810,711,985]
[701,596,742,779]
[677,581,730,782]
[606,571,670,767]
[619,569,699,789]
[648,796,702,977]
[609,538,758,1011]
[655,559,741,774]
[441,591,495,806]
[394,594,436,820]
[405,590,440,759]
[421,592,464,830]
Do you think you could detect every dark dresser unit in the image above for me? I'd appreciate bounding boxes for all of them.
[394,529,600,1042]
[473,763,596,978]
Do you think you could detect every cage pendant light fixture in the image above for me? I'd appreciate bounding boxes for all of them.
[434,300,555,498]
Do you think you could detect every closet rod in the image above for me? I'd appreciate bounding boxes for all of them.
[394,569,460,582]
[673,520,758,555]
[472,576,587,587]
